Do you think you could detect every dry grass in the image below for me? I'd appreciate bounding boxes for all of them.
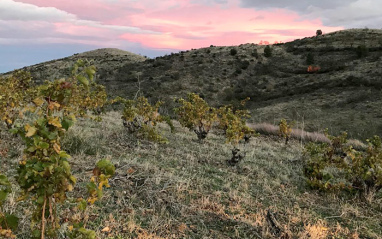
[0,111,381,238]
[250,122,331,144]
[250,122,367,150]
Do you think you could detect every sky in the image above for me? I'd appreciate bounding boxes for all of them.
[0,0,381,73]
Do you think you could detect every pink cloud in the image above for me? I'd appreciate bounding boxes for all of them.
[10,0,343,51]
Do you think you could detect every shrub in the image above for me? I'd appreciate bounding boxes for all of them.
[68,159,115,238]
[9,60,110,238]
[0,71,35,129]
[279,119,293,145]
[304,131,382,202]
[264,45,272,57]
[174,93,217,141]
[316,29,322,36]
[217,98,255,165]
[230,48,237,56]
[356,45,369,58]
[306,52,315,65]
[251,49,258,58]
[120,96,169,143]
[0,173,17,238]
[240,60,250,70]
[307,65,321,73]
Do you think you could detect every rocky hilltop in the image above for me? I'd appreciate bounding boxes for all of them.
[2,29,382,139]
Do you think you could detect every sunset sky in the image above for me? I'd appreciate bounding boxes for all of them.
[1,0,380,72]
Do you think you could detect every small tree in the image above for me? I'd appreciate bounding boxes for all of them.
[264,45,272,57]
[279,119,293,145]
[316,29,322,36]
[174,93,217,141]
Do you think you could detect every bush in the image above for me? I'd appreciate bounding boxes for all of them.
[230,48,237,56]
[240,60,250,70]
[251,49,259,58]
[356,45,369,58]
[264,45,272,57]
[0,71,35,129]
[120,96,169,143]
[279,119,293,145]
[0,173,17,238]
[174,93,217,141]
[306,52,315,65]
[8,60,111,238]
[217,98,255,165]
[304,131,382,202]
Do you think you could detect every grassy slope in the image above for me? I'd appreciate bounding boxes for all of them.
[2,30,382,140]
[2,112,381,238]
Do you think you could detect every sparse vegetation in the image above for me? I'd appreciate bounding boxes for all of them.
[1,29,382,238]
[6,30,382,139]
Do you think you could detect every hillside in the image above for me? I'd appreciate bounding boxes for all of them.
[1,111,380,238]
[3,29,382,139]
[2,48,146,84]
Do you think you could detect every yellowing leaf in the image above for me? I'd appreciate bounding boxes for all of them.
[48,117,62,128]
[48,101,61,110]
[88,197,97,204]
[33,97,44,106]
[101,227,111,232]
[25,125,37,137]
[53,143,61,153]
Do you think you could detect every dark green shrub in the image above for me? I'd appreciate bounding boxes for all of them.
[264,45,272,57]
[306,52,315,65]
[230,48,237,56]
[356,45,369,58]
[240,60,250,70]
[251,49,258,58]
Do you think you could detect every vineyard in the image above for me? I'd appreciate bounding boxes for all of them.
[1,64,382,238]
